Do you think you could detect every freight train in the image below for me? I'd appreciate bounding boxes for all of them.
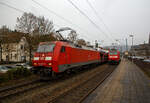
[32,40,109,77]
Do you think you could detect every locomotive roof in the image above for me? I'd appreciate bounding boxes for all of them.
[39,41,98,51]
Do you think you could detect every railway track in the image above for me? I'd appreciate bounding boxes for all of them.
[47,65,116,103]
[0,79,46,102]
[0,65,99,103]
[78,66,115,103]
[0,79,39,93]
[0,64,117,103]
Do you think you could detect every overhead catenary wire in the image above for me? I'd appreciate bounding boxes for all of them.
[0,0,112,44]
[0,1,66,37]
[0,2,59,28]
[0,1,86,41]
[86,0,115,40]
[66,0,114,42]
[31,0,93,40]
[0,2,25,13]
[0,1,91,41]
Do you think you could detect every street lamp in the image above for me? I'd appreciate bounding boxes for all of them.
[115,39,123,53]
[115,39,119,50]
[129,35,134,61]
[129,35,134,47]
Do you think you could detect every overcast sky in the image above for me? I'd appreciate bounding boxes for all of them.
[0,0,150,46]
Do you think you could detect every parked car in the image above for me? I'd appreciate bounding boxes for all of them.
[15,62,32,70]
[0,66,9,73]
[143,59,150,63]
[5,65,16,69]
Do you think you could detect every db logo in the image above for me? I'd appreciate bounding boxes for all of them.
[40,57,44,60]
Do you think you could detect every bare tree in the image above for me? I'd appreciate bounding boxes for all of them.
[77,39,86,46]
[67,31,78,43]
[37,16,54,35]
[16,12,37,34]
[16,12,54,35]
[16,12,55,62]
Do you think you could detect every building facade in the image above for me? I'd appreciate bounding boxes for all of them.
[1,37,29,62]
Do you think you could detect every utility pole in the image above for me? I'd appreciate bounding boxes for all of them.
[95,40,98,48]
[129,35,134,62]
[115,39,121,51]
[126,38,128,51]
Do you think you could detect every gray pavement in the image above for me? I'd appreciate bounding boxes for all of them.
[83,59,150,103]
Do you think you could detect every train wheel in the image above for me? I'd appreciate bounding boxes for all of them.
[66,69,72,74]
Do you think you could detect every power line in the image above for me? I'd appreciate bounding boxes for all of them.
[0,0,110,43]
[31,0,92,40]
[86,0,114,38]
[32,0,73,26]
[86,0,109,30]
[0,2,65,37]
[88,0,122,40]
[66,0,113,42]
[0,2,25,13]
[67,0,102,33]
[0,1,88,40]
[0,1,60,29]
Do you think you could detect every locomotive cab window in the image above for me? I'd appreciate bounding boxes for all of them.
[109,52,117,55]
[61,46,66,52]
[37,43,55,52]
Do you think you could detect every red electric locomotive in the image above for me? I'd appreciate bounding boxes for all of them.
[32,40,101,77]
[108,49,121,64]
[32,27,109,77]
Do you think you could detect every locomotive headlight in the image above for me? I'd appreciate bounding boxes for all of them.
[114,56,118,58]
[48,63,52,65]
[45,57,52,60]
[34,57,39,60]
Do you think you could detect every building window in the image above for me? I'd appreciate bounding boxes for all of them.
[6,55,9,61]
[15,54,17,59]
[11,53,12,59]
[20,45,23,50]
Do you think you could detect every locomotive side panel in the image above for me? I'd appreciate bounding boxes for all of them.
[57,46,72,72]
[57,46,101,72]
[69,48,100,67]
[32,41,103,77]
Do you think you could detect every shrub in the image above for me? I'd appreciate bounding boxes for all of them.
[0,74,9,83]
[0,67,32,83]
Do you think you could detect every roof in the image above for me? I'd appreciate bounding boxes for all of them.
[1,32,25,44]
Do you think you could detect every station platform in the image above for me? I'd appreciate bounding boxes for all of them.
[83,59,150,103]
